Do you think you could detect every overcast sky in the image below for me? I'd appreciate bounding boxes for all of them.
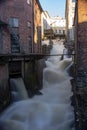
[39,0,66,18]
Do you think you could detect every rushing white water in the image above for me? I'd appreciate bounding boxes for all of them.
[10,78,29,101]
[0,41,75,130]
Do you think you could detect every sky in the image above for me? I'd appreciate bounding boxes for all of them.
[39,0,66,18]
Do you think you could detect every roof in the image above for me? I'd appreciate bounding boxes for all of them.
[36,0,43,12]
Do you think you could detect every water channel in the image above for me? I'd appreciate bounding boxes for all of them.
[0,40,75,130]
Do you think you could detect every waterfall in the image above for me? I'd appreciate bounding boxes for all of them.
[9,78,29,101]
[0,41,75,130]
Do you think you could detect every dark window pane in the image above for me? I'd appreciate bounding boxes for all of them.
[11,33,20,53]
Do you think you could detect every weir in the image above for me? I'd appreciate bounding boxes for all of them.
[0,41,75,130]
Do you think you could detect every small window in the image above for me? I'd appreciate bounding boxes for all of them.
[72,18,74,25]
[72,0,75,2]
[27,21,31,28]
[27,0,30,4]
[9,18,19,27]
[63,30,65,34]
[55,30,57,33]
[11,33,20,53]
[28,37,32,53]
[59,30,61,34]
[72,7,75,13]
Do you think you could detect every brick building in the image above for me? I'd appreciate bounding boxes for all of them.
[33,0,43,53]
[0,0,33,54]
[0,0,43,111]
[74,0,87,129]
[0,0,34,111]
[74,0,87,72]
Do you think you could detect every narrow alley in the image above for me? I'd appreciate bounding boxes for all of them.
[0,0,87,130]
[0,39,75,130]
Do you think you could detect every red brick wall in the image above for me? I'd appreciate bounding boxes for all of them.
[0,0,33,54]
[2,28,11,54]
[33,0,42,53]
[77,0,87,70]
[0,0,34,96]
[74,2,78,71]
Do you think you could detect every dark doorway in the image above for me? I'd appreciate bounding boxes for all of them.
[9,61,22,78]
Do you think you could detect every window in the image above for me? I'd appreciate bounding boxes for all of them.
[27,0,30,4]
[59,30,61,34]
[28,37,32,53]
[72,7,75,13]
[72,18,74,25]
[11,33,20,53]
[63,30,65,34]
[27,21,31,28]
[9,18,19,27]
[55,30,57,33]
[72,0,75,2]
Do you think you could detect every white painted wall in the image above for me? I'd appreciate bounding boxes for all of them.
[67,0,75,41]
[41,12,66,38]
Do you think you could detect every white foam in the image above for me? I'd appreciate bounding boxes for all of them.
[0,41,75,130]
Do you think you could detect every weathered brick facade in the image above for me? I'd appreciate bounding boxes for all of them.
[0,0,43,109]
[0,0,34,110]
[74,0,87,71]
[0,0,43,54]
[0,0,33,54]
[3,27,11,54]
[74,1,87,129]
[0,0,34,81]
[77,0,87,71]
[33,0,43,53]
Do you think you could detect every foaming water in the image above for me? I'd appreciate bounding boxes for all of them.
[0,41,75,130]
